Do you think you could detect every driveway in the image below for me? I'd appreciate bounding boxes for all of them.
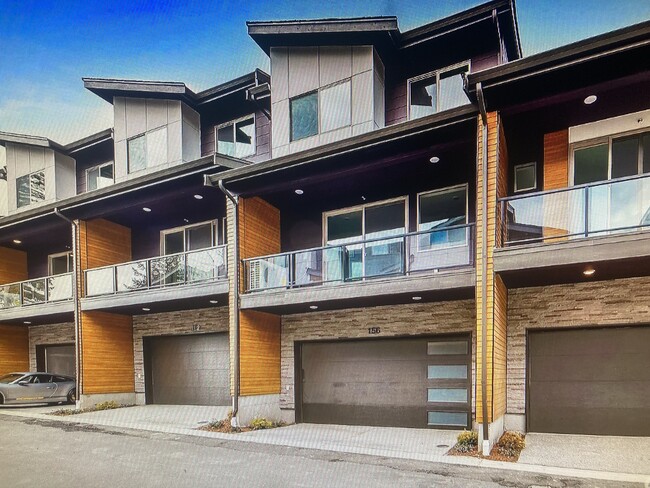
[518,433,650,475]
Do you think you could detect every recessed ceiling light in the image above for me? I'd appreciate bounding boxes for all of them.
[209,300,219,304]
[183,219,189,223]
[142,207,152,212]
[583,267,596,277]
[194,194,203,200]
[429,156,440,164]
[412,296,422,301]
[142,307,151,312]
[584,95,597,105]
[13,239,21,244]
[361,196,366,201]
[295,189,304,195]
[24,321,31,325]
[309,305,318,310]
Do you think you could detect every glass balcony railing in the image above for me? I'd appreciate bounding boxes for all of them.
[84,245,227,297]
[0,273,74,310]
[243,224,474,292]
[499,173,650,246]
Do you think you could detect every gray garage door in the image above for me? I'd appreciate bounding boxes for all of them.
[298,335,471,429]
[145,333,230,406]
[528,326,650,435]
[36,344,75,377]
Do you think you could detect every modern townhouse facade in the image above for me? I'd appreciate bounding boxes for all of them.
[0,0,648,453]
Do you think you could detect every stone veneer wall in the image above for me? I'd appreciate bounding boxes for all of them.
[507,276,650,415]
[281,299,476,412]
[28,322,75,371]
[132,307,229,396]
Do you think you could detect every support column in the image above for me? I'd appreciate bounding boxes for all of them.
[0,247,29,377]
[476,112,509,452]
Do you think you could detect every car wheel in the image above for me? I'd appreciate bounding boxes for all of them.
[67,389,76,405]
[0,392,4,405]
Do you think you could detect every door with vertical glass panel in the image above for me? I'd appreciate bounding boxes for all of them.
[324,199,406,282]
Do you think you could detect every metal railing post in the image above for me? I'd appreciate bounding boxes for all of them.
[44,278,49,303]
[584,187,590,237]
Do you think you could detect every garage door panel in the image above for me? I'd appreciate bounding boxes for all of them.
[147,333,229,406]
[528,327,650,436]
[300,335,471,428]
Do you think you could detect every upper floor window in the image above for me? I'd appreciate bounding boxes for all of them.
[290,80,351,141]
[514,162,537,193]
[217,115,255,159]
[16,170,45,208]
[408,63,470,120]
[417,185,468,249]
[49,252,73,275]
[161,220,223,255]
[128,127,167,173]
[86,161,114,191]
[572,130,650,185]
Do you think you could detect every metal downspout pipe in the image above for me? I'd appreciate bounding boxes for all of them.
[216,179,241,424]
[476,82,490,451]
[53,208,81,408]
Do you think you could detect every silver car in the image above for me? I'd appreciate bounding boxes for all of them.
[0,372,76,405]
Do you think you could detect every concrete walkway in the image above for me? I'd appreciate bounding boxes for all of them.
[1,404,649,485]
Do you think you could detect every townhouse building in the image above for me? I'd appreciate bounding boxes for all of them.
[1,0,648,453]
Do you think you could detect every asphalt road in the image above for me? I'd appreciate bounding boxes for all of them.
[0,415,638,488]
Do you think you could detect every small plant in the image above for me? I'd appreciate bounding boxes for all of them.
[494,431,525,457]
[454,430,478,452]
[94,400,120,411]
[249,417,276,430]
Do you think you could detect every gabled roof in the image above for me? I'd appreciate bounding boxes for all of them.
[247,0,521,60]
[83,69,270,108]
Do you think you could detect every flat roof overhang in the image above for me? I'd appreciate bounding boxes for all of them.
[0,302,74,326]
[495,230,650,288]
[468,20,650,112]
[207,105,479,197]
[240,268,476,315]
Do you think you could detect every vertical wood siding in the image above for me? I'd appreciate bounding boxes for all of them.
[0,246,28,284]
[80,311,135,395]
[0,324,29,375]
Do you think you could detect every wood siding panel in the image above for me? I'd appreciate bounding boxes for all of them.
[0,324,29,375]
[80,311,134,395]
[0,247,28,284]
[543,130,569,190]
[240,310,281,396]
[228,197,282,397]
[78,219,132,272]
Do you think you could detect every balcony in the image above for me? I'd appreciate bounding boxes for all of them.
[81,245,228,313]
[0,273,74,323]
[495,173,650,279]
[241,225,476,312]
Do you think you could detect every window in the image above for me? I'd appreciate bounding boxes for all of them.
[417,185,468,249]
[216,115,256,159]
[16,170,45,208]
[290,80,352,141]
[408,63,470,120]
[86,161,114,191]
[127,127,168,173]
[572,130,650,185]
[290,92,319,141]
[48,252,73,275]
[514,162,537,193]
[161,221,218,255]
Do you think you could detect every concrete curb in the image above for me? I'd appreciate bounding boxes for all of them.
[2,409,648,485]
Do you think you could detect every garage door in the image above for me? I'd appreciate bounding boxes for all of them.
[528,327,650,435]
[298,335,471,429]
[145,333,230,406]
[36,344,75,377]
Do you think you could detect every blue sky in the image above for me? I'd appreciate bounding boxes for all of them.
[1,0,648,144]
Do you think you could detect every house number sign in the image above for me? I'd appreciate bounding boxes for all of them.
[368,327,381,335]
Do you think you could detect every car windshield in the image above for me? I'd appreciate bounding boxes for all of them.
[0,373,24,384]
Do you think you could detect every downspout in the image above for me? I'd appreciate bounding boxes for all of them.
[476,82,490,449]
[216,179,240,424]
[53,208,81,408]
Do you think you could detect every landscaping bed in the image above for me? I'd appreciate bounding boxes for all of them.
[447,430,526,462]
[199,413,287,434]
[49,401,133,416]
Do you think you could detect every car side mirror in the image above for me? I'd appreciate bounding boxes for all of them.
[17,381,29,386]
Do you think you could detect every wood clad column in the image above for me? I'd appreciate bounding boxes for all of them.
[0,247,29,375]
[228,197,282,398]
[77,219,134,397]
[476,112,508,440]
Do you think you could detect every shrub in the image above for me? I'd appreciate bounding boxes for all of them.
[495,431,525,457]
[94,401,120,411]
[455,430,478,452]
[249,417,275,430]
